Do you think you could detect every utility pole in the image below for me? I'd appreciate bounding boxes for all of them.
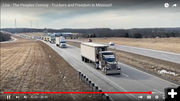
[14,18,17,28]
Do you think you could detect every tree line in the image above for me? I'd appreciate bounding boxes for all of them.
[0,32,11,42]
[1,27,180,38]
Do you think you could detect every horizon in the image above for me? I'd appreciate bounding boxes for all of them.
[1,27,180,30]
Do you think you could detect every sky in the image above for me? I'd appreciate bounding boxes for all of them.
[1,0,180,29]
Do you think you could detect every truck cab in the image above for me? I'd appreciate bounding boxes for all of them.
[50,37,55,43]
[60,37,66,48]
[99,51,121,75]
[60,41,66,48]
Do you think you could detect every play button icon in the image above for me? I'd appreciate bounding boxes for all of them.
[165,86,179,101]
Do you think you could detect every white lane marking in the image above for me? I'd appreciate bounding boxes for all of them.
[121,72,129,78]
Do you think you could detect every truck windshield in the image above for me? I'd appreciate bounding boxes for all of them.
[61,41,66,43]
[102,53,113,55]
[103,55,116,62]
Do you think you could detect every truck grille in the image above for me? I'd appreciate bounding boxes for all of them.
[110,64,116,69]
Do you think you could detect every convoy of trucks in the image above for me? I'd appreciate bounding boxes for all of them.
[55,36,66,48]
[43,34,120,75]
[43,35,66,48]
[81,43,121,75]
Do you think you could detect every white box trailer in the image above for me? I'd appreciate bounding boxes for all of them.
[81,43,108,62]
[55,37,59,46]
[81,42,121,75]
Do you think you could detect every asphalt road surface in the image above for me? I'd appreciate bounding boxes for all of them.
[44,41,178,101]
[68,40,180,64]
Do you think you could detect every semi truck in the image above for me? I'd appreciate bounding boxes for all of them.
[44,36,51,42]
[50,36,55,43]
[56,36,66,48]
[81,43,121,75]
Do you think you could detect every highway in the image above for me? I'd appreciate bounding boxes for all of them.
[68,40,180,64]
[44,41,178,101]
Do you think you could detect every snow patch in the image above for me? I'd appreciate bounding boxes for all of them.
[158,70,178,76]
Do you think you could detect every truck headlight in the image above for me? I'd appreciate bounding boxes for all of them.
[117,66,121,70]
[106,67,110,70]
[106,66,110,70]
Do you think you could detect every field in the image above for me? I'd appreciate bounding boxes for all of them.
[0,37,103,101]
[78,37,180,53]
[19,32,46,37]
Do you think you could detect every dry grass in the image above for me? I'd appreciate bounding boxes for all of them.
[78,37,180,53]
[0,37,103,101]
[19,32,46,37]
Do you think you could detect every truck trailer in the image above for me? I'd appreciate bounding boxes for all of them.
[81,43,121,75]
[55,37,66,48]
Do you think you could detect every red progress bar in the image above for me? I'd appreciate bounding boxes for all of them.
[4,91,152,94]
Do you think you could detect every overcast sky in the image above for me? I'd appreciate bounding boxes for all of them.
[1,0,180,29]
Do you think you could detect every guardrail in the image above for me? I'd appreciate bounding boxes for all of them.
[78,72,112,101]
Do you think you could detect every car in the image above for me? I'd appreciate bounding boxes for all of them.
[88,38,92,42]
[109,42,115,46]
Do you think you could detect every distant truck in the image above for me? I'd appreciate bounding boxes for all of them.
[81,43,121,75]
[50,36,55,43]
[56,36,66,48]
[44,36,51,42]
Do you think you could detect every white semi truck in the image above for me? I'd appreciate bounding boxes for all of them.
[56,36,66,48]
[81,43,121,75]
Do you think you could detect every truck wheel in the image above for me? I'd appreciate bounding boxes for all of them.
[84,58,87,62]
[84,58,87,63]
[81,56,84,61]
